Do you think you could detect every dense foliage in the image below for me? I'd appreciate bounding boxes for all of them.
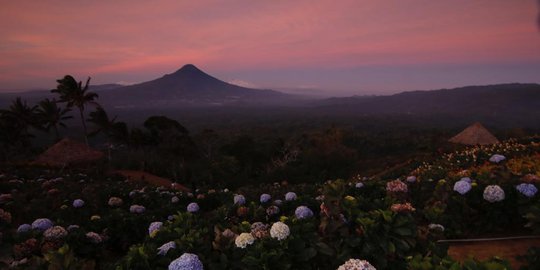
[1,138,539,269]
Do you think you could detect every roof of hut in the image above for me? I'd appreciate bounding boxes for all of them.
[448,122,499,145]
[34,138,104,167]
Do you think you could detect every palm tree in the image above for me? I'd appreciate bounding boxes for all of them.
[88,106,128,161]
[36,98,73,141]
[88,106,115,137]
[51,75,99,145]
[0,97,40,138]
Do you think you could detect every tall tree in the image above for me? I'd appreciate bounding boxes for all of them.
[88,106,128,143]
[51,75,98,145]
[88,106,116,137]
[0,97,40,138]
[36,98,72,141]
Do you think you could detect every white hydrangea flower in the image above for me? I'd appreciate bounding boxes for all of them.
[235,232,255,248]
[270,221,290,241]
[483,185,505,203]
[337,259,376,270]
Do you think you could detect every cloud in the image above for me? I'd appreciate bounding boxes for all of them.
[228,79,258,88]
[0,0,538,91]
[538,0,540,31]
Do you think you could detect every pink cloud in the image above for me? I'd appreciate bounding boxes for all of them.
[0,0,538,89]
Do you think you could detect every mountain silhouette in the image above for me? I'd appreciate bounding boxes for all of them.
[98,64,293,108]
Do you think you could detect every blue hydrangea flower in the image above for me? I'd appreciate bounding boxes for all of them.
[171,196,180,203]
[234,194,246,205]
[73,199,85,208]
[17,223,32,233]
[355,182,364,188]
[260,194,271,203]
[453,180,472,195]
[187,202,199,213]
[285,192,297,201]
[274,199,283,206]
[516,183,537,198]
[148,221,163,236]
[168,253,203,270]
[460,177,472,183]
[406,176,417,183]
[129,205,146,214]
[31,218,54,231]
[67,225,80,231]
[295,206,314,219]
[157,241,176,256]
[489,154,506,163]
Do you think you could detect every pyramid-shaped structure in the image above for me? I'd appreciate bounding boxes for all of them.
[34,138,104,167]
[448,122,499,145]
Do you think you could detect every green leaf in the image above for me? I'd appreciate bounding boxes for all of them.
[300,247,317,261]
[315,242,335,256]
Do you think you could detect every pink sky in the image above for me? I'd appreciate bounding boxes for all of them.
[1,0,539,95]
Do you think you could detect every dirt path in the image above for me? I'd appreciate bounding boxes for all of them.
[448,237,540,269]
[111,170,190,192]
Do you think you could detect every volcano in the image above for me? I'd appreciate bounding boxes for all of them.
[98,64,294,108]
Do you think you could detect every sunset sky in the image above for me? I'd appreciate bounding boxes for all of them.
[1,0,539,95]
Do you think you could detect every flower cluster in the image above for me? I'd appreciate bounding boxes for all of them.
[187,202,200,213]
[295,206,314,219]
[13,238,38,259]
[168,253,203,270]
[72,199,85,208]
[17,224,32,233]
[0,193,13,204]
[222,229,236,239]
[148,221,163,237]
[234,194,246,205]
[489,154,506,163]
[428,223,445,232]
[523,174,540,183]
[453,178,472,195]
[0,208,12,224]
[355,182,364,188]
[108,197,123,207]
[390,203,415,213]
[386,179,408,193]
[86,232,103,244]
[43,226,68,240]
[285,192,297,201]
[516,183,538,198]
[171,196,179,203]
[337,259,376,270]
[260,193,271,203]
[235,232,255,248]
[129,205,146,214]
[406,176,417,183]
[483,185,505,202]
[31,218,53,231]
[270,222,290,241]
[157,241,176,256]
[250,222,269,239]
[266,205,280,216]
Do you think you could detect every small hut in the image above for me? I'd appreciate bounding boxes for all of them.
[34,138,104,167]
[449,122,499,145]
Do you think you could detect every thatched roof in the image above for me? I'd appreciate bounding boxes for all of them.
[449,122,499,145]
[34,138,104,167]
